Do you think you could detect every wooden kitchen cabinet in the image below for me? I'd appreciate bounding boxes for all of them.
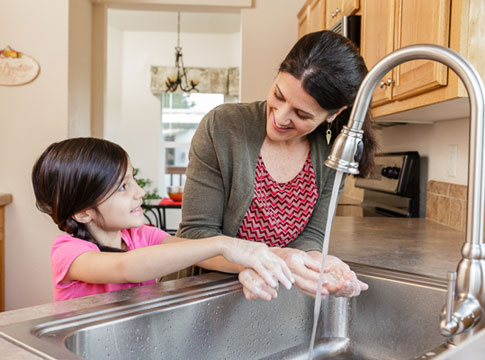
[362,0,485,121]
[0,194,12,312]
[326,0,360,29]
[361,0,451,108]
[298,0,326,39]
[298,0,359,39]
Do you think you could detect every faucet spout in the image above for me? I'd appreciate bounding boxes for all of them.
[326,44,485,345]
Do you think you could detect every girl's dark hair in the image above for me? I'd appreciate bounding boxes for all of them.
[32,137,129,245]
[279,30,378,177]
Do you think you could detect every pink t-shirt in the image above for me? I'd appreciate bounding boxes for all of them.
[51,225,170,301]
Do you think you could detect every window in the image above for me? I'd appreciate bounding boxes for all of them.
[161,92,225,187]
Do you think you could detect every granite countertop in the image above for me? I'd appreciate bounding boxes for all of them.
[329,217,464,278]
[0,217,466,359]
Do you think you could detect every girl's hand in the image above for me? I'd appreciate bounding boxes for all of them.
[239,268,278,301]
[221,238,295,290]
[307,252,369,297]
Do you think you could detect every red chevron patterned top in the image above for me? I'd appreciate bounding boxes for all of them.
[237,153,318,247]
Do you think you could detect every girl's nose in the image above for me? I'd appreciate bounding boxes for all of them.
[135,183,145,199]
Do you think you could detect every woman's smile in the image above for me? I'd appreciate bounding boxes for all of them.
[271,115,292,133]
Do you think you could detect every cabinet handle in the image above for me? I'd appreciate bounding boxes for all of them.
[380,78,394,88]
[335,8,341,14]
[331,12,335,17]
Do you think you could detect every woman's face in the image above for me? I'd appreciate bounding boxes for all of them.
[266,72,336,144]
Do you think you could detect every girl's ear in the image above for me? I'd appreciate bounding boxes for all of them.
[327,105,348,122]
[72,209,95,224]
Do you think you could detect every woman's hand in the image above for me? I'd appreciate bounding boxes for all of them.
[307,252,369,297]
[221,238,295,291]
[270,247,331,297]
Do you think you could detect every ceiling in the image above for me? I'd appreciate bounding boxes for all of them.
[108,9,241,34]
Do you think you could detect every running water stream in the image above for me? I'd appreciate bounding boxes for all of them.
[307,170,344,360]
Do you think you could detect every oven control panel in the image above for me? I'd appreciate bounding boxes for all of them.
[354,152,419,196]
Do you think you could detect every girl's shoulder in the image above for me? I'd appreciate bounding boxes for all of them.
[121,225,170,249]
[52,233,99,251]
[51,234,100,264]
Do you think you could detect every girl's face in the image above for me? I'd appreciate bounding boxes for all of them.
[266,72,338,143]
[93,162,146,232]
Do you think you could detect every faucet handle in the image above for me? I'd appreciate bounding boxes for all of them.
[440,271,458,337]
[446,272,457,324]
[440,271,483,337]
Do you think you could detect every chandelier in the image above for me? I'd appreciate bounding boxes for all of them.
[165,12,199,93]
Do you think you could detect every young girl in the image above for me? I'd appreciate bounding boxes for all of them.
[32,137,294,301]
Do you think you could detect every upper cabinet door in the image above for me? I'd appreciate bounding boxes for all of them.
[308,0,325,33]
[360,0,396,106]
[392,0,452,100]
[326,0,342,29]
[341,0,360,17]
[297,2,310,39]
[326,0,359,29]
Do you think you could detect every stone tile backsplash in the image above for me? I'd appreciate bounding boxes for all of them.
[426,180,467,231]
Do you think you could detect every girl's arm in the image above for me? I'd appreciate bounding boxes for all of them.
[65,236,294,290]
[195,256,244,274]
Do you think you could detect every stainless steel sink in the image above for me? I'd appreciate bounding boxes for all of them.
[0,265,448,359]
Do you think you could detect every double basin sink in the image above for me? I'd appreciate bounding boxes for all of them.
[0,264,448,359]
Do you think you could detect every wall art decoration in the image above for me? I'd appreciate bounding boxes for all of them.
[0,45,40,86]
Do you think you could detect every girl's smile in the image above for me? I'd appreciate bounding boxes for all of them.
[130,205,143,214]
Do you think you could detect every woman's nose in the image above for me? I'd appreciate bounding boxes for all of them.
[275,104,293,125]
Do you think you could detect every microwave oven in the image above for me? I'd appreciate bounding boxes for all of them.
[330,15,361,48]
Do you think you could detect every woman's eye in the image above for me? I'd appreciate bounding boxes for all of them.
[118,184,126,192]
[296,111,310,120]
[274,91,284,101]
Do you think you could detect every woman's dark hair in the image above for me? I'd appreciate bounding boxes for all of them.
[279,30,378,177]
[32,137,129,246]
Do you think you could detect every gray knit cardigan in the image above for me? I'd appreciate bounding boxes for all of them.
[176,101,344,252]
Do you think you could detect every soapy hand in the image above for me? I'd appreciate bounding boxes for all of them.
[222,238,295,291]
[270,247,332,298]
[307,252,369,297]
[239,268,279,301]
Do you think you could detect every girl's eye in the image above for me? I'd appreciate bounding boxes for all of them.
[118,183,126,192]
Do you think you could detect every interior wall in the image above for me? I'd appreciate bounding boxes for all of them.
[68,0,92,137]
[240,0,306,102]
[105,18,241,198]
[377,118,470,185]
[0,0,71,309]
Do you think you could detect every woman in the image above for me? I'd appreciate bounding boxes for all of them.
[177,30,377,301]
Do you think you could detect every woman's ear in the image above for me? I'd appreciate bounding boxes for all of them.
[72,209,95,224]
[327,105,348,122]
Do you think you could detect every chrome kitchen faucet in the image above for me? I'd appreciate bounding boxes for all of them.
[325,44,485,346]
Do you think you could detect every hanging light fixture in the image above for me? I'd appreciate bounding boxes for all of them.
[165,12,199,93]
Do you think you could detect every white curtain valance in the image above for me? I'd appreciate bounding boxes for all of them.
[150,66,239,97]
